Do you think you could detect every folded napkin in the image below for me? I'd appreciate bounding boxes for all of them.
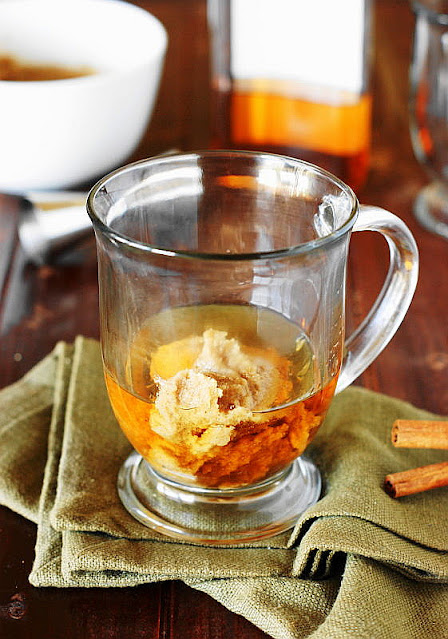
[1,337,447,639]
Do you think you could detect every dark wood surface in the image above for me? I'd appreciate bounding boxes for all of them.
[1,1,446,637]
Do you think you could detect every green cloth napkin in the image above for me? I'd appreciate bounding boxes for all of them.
[1,337,447,639]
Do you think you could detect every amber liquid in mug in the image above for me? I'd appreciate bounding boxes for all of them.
[105,304,339,489]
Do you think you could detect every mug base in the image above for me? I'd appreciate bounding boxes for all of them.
[117,451,321,544]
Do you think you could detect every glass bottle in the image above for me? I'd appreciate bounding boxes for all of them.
[208,0,373,192]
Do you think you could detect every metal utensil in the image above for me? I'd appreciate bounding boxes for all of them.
[16,151,181,265]
[17,191,91,265]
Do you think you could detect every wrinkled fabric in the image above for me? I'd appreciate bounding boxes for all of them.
[0,337,447,639]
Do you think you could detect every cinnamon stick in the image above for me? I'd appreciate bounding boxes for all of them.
[391,419,448,449]
[384,461,448,498]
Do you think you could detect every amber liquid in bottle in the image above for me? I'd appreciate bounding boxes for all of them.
[211,79,372,193]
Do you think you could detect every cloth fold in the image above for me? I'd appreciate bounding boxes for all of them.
[0,336,447,639]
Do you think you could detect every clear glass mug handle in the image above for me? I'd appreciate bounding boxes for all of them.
[336,205,419,393]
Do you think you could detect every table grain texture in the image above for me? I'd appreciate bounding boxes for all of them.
[1,1,447,637]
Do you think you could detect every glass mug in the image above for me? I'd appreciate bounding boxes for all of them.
[410,0,448,239]
[87,151,418,544]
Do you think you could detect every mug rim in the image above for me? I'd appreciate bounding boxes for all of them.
[86,150,359,261]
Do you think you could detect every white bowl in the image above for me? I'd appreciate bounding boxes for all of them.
[0,0,167,192]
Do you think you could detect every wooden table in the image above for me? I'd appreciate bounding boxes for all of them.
[1,1,446,637]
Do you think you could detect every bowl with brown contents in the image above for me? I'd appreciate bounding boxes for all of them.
[0,0,167,192]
